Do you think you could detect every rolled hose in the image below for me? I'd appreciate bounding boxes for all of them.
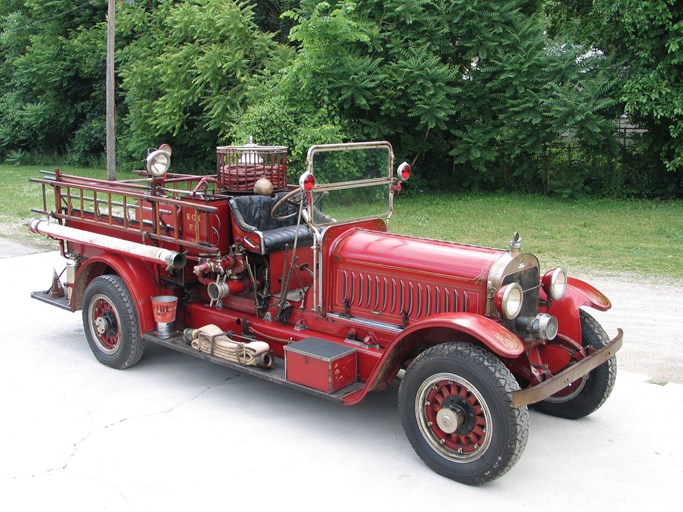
[188,324,274,369]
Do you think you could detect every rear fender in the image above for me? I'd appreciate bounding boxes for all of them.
[546,277,611,343]
[73,254,169,332]
[343,313,524,406]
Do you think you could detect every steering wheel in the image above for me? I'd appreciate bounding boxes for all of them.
[270,188,322,220]
[271,188,307,221]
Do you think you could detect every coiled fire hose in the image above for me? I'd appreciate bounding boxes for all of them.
[187,324,274,369]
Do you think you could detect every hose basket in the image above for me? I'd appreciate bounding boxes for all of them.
[217,142,288,193]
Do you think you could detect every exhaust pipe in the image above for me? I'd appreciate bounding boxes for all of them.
[28,218,186,270]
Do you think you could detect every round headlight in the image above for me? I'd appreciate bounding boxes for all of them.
[146,149,172,177]
[543,268,567,301]
[495,283,524,320]
[531,313,559,341]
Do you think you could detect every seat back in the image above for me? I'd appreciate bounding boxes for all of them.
[229,192,298,233]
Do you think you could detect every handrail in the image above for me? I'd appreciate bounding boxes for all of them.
[31,173,224,253]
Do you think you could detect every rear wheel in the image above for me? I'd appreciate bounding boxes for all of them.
[398,343,529,485]
[82,275,144,369]
[533,310,616,419]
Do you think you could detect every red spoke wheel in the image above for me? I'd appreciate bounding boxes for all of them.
[533,310,617,419]
[417,374,492,462]
[399,343,529,485]
[89,294,120,354]
[82,275,144,369]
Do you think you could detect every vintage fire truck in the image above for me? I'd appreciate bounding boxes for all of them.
[28,141,622,485]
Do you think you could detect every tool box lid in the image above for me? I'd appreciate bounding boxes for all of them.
[285,337,357,361]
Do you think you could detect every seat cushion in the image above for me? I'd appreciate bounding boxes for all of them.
[261,225,313,253]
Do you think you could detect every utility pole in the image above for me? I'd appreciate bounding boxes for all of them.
[106,0,116,181]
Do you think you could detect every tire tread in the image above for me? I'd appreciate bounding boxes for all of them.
[399,342,529,485]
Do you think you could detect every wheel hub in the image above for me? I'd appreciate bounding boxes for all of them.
[416,373,492,462]
[436,407,463,434]
[89,295,120,353]
[94,312,116,336]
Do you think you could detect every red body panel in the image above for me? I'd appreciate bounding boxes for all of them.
[545,277,612,343]
[325,229,502,324]
[72,250,171,332]
[285,338,357,393]
[342,313,524,405]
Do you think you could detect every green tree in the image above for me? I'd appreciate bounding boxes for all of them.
[235,0,618,190]
[0,0,107,164]
[117,0,290,171]
[547,0,683,186]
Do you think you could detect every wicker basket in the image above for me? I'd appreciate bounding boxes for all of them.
[217,141,287,193]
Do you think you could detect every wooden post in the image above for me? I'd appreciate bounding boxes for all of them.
[106,0,116,181]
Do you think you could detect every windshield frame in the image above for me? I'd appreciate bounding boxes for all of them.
[304,141,397,227]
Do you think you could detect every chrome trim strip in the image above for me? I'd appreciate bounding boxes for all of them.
[327,312,402,333]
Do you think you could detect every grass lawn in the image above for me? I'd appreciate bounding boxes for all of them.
[0,164,132,247]
[1,163,682,279]
[391,193,683,278]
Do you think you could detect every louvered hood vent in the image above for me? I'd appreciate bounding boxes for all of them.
[327,229,505,325]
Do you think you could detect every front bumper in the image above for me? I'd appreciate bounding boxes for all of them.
[511,329,624,407]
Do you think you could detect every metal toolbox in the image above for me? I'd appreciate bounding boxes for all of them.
[285,337,357,393]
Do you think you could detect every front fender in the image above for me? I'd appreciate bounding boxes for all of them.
[546,277,611,343]
[73,254,170,332]
[398,313,525,358]
[343,313,523,406]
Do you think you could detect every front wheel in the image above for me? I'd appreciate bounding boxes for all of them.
[398,343,529,485]
[532,310,616,419]
[82,275,144,369]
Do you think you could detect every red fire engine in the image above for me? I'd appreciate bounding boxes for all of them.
[29,141,622,484]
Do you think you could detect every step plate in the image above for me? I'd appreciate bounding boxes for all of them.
[143,332,364,403]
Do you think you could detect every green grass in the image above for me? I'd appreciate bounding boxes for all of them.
[0,164,127,247]
[391,194,683,278]
[2,164,682,279]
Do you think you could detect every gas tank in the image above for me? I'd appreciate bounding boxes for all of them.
[325,228,505,324]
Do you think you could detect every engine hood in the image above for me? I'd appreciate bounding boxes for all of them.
[325,228,534,322]
[331,229,504,284]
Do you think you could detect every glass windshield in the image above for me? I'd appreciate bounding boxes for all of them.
[307,142,394,226]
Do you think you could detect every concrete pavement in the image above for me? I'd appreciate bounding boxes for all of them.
[1,249,681,511]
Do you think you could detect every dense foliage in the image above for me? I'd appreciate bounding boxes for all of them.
[0,0,107,166]
[545,0,683,197]
[0,0,680,197]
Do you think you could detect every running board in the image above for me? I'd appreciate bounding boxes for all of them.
[143,331,364,403]
[30,290,72,311]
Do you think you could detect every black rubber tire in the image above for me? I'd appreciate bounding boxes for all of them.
[532,310,617,419]
[82,275,144,369]
[398,343,529,485]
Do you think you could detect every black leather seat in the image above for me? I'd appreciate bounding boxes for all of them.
[229,193,313,253]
